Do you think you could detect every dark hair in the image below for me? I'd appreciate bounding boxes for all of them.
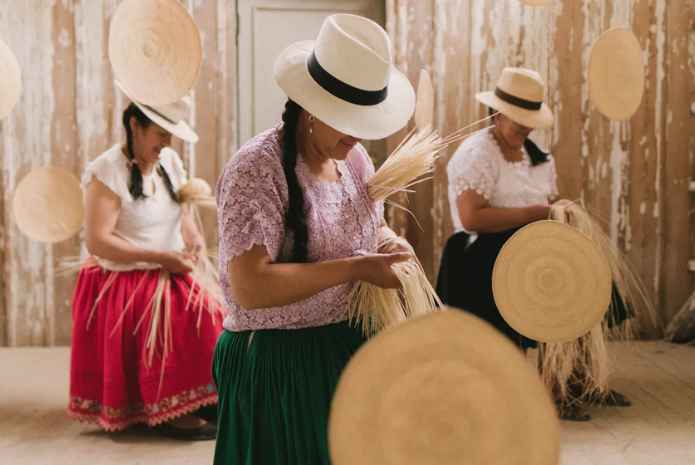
[281,99,309,262]
[122,103,179,202]
[489,107,549,166]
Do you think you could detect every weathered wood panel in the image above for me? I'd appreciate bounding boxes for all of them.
[386,0,694,336]
[0,0,238,346]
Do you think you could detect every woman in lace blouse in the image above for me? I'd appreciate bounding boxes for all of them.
[436,68,631,421]
[213,15,415,465]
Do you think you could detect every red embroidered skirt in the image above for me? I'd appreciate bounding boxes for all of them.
[68,265,224,431]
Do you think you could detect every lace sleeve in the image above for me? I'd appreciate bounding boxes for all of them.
[216,147,287,266]
[447,143,499,201]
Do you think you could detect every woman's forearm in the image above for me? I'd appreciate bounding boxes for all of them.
[180,208,201,246]
[86,233,163,265]
[462,206,542,233]
[230,253,360,309]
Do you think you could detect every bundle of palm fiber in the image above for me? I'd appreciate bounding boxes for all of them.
[348,70,492,336]
[664,289,695,343]
[537,200,658,408]
[347,234,442,336]
[550,199,659,338]
[178,177,224,307]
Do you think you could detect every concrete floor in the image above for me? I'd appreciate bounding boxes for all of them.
[1,342,694,465]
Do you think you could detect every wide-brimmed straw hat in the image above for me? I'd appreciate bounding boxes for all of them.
[476,67,554,129]
[0,38,21,119]
[274,14,415,140]
[12,167,84,243]
[589,28,644,121]
[492,220,612,343]
[115,80,198,143]
[329,309,560,465]
[108,0,202,106]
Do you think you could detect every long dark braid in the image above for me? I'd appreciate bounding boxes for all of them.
[281,99,309,262]
[122,103,179,202]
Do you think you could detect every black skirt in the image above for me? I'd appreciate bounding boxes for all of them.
[435,228,632,351]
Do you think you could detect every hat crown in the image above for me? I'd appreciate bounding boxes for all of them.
[496,67,545,104]
[313,14,392,92]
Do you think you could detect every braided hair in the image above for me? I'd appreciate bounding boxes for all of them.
[122,103,180,202]
[280,99,309,262]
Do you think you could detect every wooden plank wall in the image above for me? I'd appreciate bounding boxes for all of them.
[1,0,693,345]
[0,0,237,346]
[386,0,695,336]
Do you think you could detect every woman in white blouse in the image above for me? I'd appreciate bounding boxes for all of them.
[68,81,223,439]
[436,68,631,421]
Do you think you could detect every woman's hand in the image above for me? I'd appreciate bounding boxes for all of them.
[157,251,195,274]
[353,252,411,289]
[185,234,206,262]
[378,236,415,256]
[526,204,551,223]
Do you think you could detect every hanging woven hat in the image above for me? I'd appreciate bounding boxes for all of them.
[414,69,434,130]
[274,14,415,140]
[0,37,21,119]
[12,167,84,243]
[329,309,560,465]
[115,80,198,143]
[492,220,612,343]
[588,28,644,120]
[108,0,202,106]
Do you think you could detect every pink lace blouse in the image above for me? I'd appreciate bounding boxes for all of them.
[216,126,384,331]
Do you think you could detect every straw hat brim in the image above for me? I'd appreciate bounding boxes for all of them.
[588,28,644,121]
[492,220,612,343]
[115,80,198,143]
[476,91,553,129]
[12,167,84,243]
[329,309,560,465]
[274,40,415,140]
[0,38,21,119]
[108,0,202,107]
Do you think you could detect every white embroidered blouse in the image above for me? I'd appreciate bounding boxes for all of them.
[447,127,558,233]
[81,144,188,271]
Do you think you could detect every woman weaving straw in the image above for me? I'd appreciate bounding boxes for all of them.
[67,81,224,439]
[212,13,425,465]
[436,67,633,421]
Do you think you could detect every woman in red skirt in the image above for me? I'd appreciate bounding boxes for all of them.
[68,80,223,440]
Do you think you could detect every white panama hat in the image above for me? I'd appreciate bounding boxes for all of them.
[273,14,415,140]
[476,67,554,129]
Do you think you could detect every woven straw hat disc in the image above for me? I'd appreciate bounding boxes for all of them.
[12,167,84,243]
[108,0,202,106]
[0,38,22,119]
[493,221,612,343]
[329,309,560,465]
[588,28,644,120]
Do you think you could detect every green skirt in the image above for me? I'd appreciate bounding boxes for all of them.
[212,320,366,465]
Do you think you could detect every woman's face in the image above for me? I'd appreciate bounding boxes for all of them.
[131,118,173,164]
[495,113,532,150]
[308,116,361,161]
